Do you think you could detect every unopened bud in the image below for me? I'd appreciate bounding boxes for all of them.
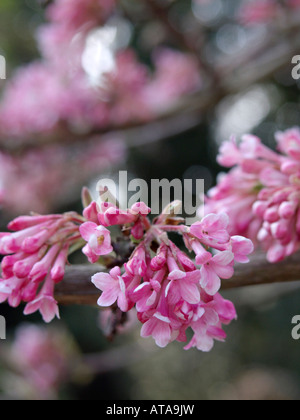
[162,200,183,217]
[81,187,93,209]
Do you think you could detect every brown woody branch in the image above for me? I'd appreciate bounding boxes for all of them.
[54,251,300,306]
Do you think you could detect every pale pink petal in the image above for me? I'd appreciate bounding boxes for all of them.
[40,297,60,323]
[201,213,229,232]
[168,269,186,281]
[165,280,181,305]
[79,222,97,242]
[212,251,234,266]
[146,290,157,307]
[208,326,227,342]
[200,267,221,295]
[91,272,114,291]
[97,287,119,307]
[82,244,99,264]
[153,323,172,348]
[213,263,234,280]
[110,266,122,279]
[132,282,150,301]
[143,314,173,348]
[117,292,129,312]
[180,279,200,305]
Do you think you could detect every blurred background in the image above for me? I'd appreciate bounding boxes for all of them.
[1,0,300,400]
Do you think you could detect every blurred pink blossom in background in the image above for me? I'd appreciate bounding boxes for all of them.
[0,0,202,216]
[5,324,79,399]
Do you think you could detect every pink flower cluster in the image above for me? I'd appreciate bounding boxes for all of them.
[84,200,253,351]
[206,128,300,263]
[46,0,116,37]
[0,48,201,140]
[0,0,202,215]
[238,0,300,25]
[0,137,125,215]
[0,193,254,351]
[0,0,201,141]
[9,324,77,399]
[0,212,84,322]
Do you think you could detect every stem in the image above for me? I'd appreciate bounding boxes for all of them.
[67,238,86,256]
[52,251,300,305]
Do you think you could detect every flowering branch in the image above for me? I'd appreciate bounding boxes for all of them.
[53,250,300,305]
[0,194,254,351]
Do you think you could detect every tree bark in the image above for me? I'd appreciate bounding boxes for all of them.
[54,252,300,305]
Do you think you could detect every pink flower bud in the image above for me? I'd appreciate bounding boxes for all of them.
[51,244,69,283]
[279,201,297,219]
[150,244,167,271]
[264,206,280,223]
[83,201,99,224]
[7,215,60,232]
[29,244,61,284]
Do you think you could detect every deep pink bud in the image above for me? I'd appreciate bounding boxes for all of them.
[50,244,69,283]
[126,246,147,277]
[21,222,60,254]
[150,244,167,271]
[264,206,279,223]
[29,244,61,283]
[83,201,99,224]
[131,219,145,240]
[13,246,47,279]
[279,201,297,219]
[190,240,212,265]
[7,215,60,232]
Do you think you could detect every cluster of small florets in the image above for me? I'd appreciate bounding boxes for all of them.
[206,128,300,263]
[0,213,84,322]
[82,199,253,350]
[0,195,253,351]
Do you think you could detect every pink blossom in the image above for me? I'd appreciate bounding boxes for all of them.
[131,276,162,313]
[125,246,148,277]
[92,266,130,312]
[10,324,77,399]
[50,244,70,283]
[206,128,300,262]
[1,196,253,352]
[83,201,99,224]
[276,127,300,160]
[141,313,174,348]
[0,212,84,321]
[150,244,168,271]
[47,0,116,35]
[89,199,252,351]
[190,213,230,248]
[286,0,300,8]
[200,251,234,296]
[79,222,113,263]
[238,0,279,25]
[144,48,202,113]
[231,236,254,263]
[98,204,139,227]
[189,240,212,265]
[166,270,201,305]
[24,293,60,324]
[205,168,261,239]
